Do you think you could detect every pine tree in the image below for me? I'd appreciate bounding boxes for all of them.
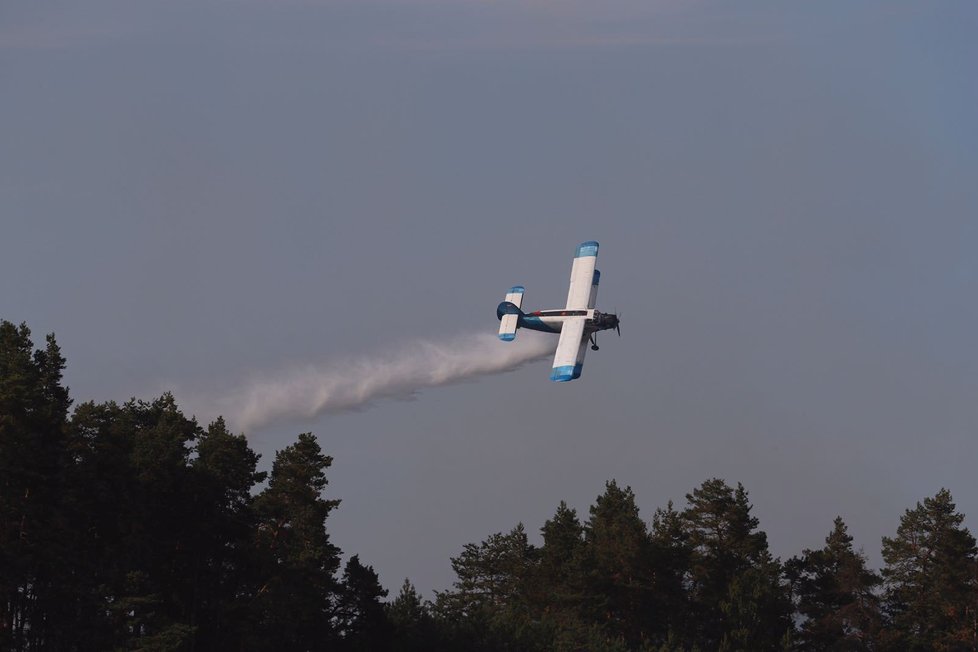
[434,524,540,650]
[649,500,693,645]
[123,395,201,646]
[68,398,138,649]
[535,501,588,649]
[582,480,654,647]
[540,501,586,595]
[880,489,977,651]
[336,555,391,650]
[251,432,343,649]
[681,478,791,651]
[69,394,202,649]
[0,321,74,649]
[387,579,438,651]
[785,517,881,650]
[187,416,266,649]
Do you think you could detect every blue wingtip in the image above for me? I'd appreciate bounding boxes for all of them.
[550,365,577,382]
[575,241,599,258]
[550,363,584,381]
[498,333,516,341]
[509,285,525,294]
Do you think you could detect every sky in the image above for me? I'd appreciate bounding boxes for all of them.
[2,0,978,597]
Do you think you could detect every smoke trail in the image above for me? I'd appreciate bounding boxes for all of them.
[214,332,556,432]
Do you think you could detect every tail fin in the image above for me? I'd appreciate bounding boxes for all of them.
[497,286,525,341]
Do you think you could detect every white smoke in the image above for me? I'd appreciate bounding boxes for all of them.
[211,332,555,432]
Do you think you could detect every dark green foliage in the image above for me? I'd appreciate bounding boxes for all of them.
[681,479,792,651]
[880,489,977,651]
[103,570,196,651]
[188,417,267,649]
[785,517,881,650]
[387,579,439,651]
[69,394,215,649]
[582,481,655,647]
[0,319,359,650]
[536,501,589,647]
[433,479,792,651]
[433,523,546,650]
[6,318,978,651]
[336,555,391,650]
[648,501,693,643]
[0,321,73,650]
[251,433,343,649]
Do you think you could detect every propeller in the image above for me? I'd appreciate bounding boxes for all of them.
[615,310,622,336]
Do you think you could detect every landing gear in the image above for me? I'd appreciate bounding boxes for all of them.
[590,333,599,351]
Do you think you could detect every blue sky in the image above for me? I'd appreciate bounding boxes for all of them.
[3,0,977,596]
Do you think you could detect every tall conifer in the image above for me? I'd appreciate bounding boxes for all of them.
[251,433,342,648]
[582,480,653,647]
[681,479,791,650]
[0,322,73,649]
[786,517,881,650]
[881,489,977,650]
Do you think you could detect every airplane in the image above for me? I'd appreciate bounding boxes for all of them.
[496,240,620,382]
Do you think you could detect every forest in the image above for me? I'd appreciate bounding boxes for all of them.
[2,319,976,651]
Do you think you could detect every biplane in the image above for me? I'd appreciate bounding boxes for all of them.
[496,241,620,381]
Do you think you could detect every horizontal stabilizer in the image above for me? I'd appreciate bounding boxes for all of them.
[498,286,525,341]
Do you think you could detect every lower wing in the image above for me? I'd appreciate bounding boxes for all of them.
[550,317,588,382]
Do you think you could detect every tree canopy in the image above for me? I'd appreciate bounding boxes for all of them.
[3,318,977,651]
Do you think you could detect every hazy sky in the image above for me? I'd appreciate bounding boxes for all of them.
[3,0,977,596]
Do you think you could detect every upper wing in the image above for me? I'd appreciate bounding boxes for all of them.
[550,317,587,382]
[588,269,600,309]
[565,241,599,310]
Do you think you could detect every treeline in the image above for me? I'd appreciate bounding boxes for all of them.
[430,483,975,651]
[1,321,389,650]
[2,320,977,652]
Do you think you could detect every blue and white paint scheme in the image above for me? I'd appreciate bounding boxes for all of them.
[495,241,620,382]
[497,286,524,341]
